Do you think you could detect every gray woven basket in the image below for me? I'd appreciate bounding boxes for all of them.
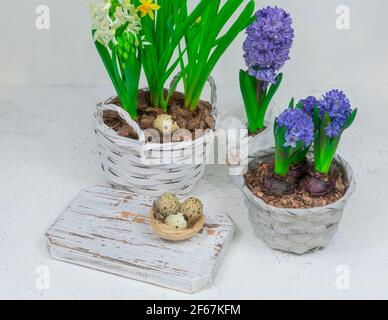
[235,148,356,255]
[94,77,218,197]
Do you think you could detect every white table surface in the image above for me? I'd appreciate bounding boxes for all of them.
[0,84,387,299]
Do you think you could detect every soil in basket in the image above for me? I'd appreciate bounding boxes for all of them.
[244,162,347,209]
[102,90,216,143]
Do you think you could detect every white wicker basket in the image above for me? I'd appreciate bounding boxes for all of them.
[235,148,356,255]
[94,77,218,197]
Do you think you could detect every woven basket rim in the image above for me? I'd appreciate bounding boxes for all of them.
[240,148,356,216]
[95,92,218,149]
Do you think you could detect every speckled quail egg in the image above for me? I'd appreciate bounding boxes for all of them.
[153,114,179,135]
[157,193,180,219]
[180,197,203,225]
[164,213,188,230]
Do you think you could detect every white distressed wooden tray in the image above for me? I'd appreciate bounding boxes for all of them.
[45,185,234,293]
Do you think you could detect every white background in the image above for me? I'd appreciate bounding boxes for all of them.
[1,0,387,88]
[1,0,388,299]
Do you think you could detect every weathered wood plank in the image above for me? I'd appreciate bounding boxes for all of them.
[46,185,234,293]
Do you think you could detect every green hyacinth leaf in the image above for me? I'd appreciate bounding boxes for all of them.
[255,73,283,129]
[317,112,340,174]
[288,97,295,109]
[273,117,278,137]
[295,101,303,110]
[240,69,259,133]
[289,140,310,166]
[343,108,358,130]
[321,135,341,174]
[124,51,141,119]
[315,112,330,173]
[313,105,321,130]
[265,73,283,104]
[274,124,291,176]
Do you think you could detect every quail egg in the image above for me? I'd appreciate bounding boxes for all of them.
[153,114,179,135]
[180,197,203,225]
[165,213,188,230]
[157,193,180,219]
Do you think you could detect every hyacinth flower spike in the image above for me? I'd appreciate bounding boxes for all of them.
[262,107,314,196]
[298,96,318,116]
[90,0,143,120]
[300,90,357,196]
[274,107,314,176]
[313,90,357,174]
[240,6,294,134]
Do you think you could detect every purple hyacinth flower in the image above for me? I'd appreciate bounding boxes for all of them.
[277,109,314,148]
[299,96,317,116]
[317,90,352,138]
[243,6,294,84]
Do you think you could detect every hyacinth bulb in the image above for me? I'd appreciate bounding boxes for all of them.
[261,173,297,196]
[300,171,335,197]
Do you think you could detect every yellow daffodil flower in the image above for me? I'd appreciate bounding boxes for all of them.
[136,0,160,20]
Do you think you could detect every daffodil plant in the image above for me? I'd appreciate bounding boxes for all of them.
[178,0,256,111]
[134,0,209,110]
[90,0,206,117]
